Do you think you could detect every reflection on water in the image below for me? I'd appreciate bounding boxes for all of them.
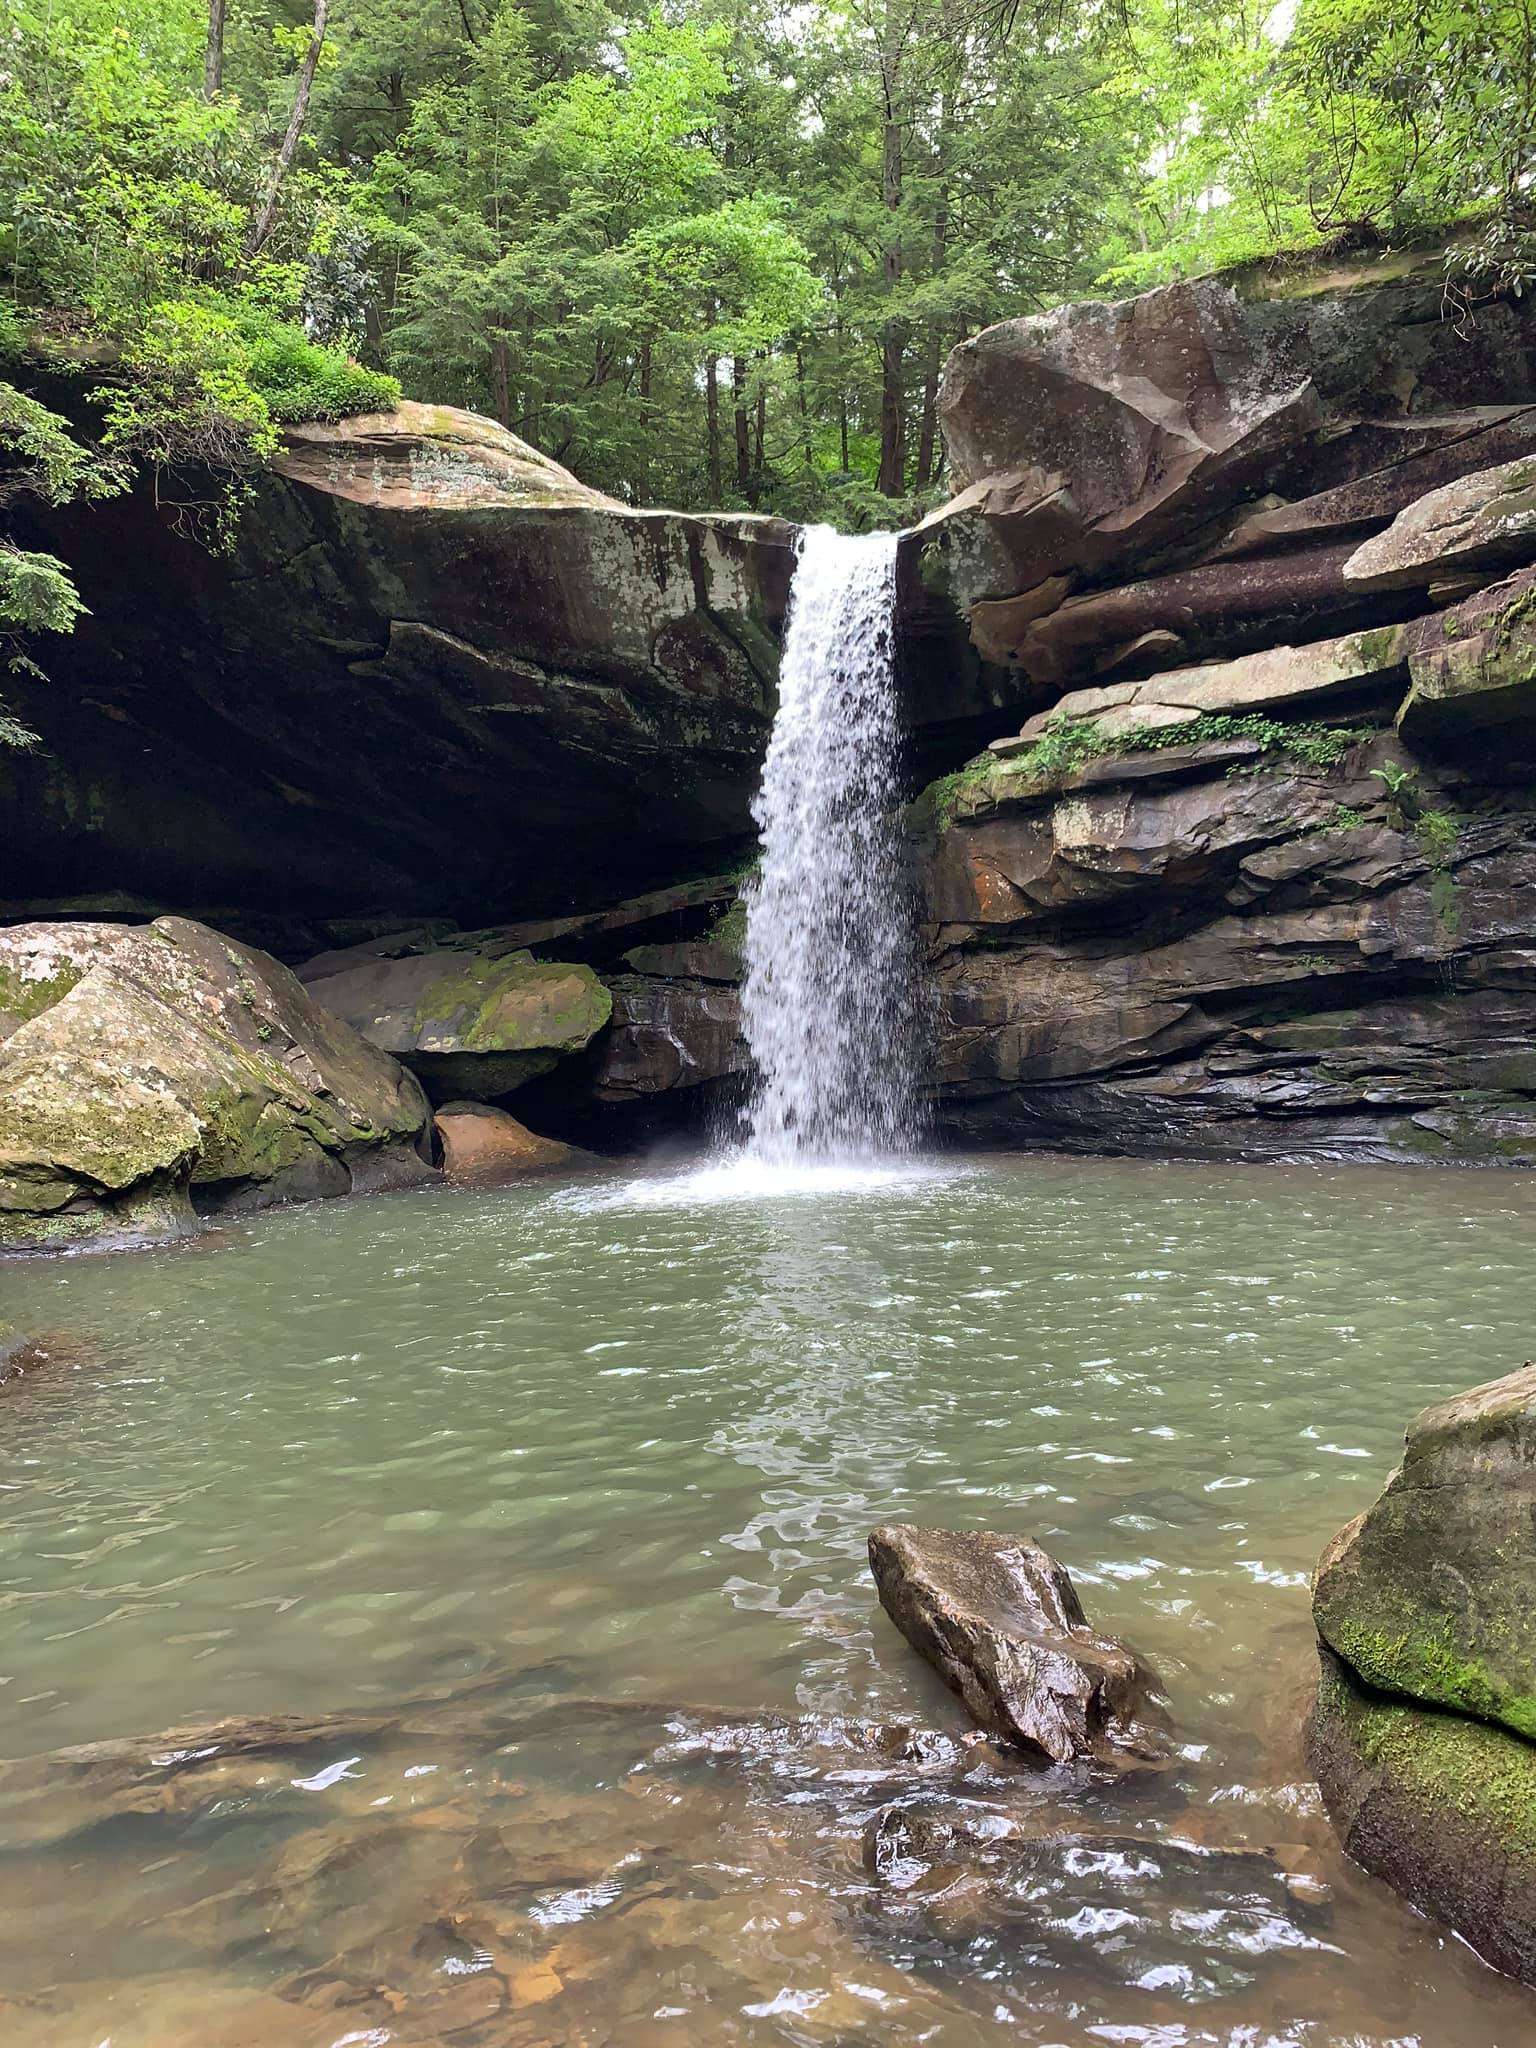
[3,1154,1536,2043]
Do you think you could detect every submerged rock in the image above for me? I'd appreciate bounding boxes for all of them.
[868,1523,1170,1765]
[863,1799,1333,1999]
[0,918,433,1254]
[0,1324,97,1393]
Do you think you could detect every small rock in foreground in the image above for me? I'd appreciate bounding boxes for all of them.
[868,1522,1171,1766]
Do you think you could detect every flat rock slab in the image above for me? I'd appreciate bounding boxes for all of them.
[868,1523,1171,1766]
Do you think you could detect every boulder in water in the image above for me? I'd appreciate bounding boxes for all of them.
[434,1102,588,1182]
[0,917,434,1253]
[1307,1645,1536,1987]
[868,1523,1171,1765]
[1306,1361,1536,1984]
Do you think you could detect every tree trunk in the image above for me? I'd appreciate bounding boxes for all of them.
[753,354,766,478]
[795,349,815,477]
[733,356,752,504]
[705,357,723,504]
[204,0,227,97]
[876,4,907,499]
[244,0,330,260]
[490,335,511,427]
[914,160,949,492]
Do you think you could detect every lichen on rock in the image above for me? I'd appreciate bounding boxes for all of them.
[299,939,612,1102]
[0,918,434,1254]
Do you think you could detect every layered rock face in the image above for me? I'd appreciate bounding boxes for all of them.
[2,405,794,930]
[0,918,433,1251]
[1307,1365,1536,1983]
[288,880,749,1143]
[916,250,1536,1163]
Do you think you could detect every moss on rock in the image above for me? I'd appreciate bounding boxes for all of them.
[1307,1647,1536,1983]
[1314,1361,1536,1744]
[0,919,434,1255]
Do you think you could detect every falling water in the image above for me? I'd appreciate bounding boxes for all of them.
[739,525,925,1165]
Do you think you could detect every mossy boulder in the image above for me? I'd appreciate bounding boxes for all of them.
[1314,1362,1536,1740]
[299,939,612,1103]
[1309,1361,1536,1983]
[1307,1647,1536,1985]
[0,918,434,1254]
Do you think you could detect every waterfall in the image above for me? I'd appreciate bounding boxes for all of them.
[739,525,925,1165]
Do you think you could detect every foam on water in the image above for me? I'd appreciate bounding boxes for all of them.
[563,1151,963,1213]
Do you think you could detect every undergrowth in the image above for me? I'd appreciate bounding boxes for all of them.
[923,713,1376,829]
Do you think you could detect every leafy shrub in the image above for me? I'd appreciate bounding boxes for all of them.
[234,306,400,422]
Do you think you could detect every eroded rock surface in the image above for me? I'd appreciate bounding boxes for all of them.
[4,405,795,929]
[917,712,1536,1164]
[0,918,433,1252]
[919,248,1536,691]
[298,937,611,1101]
[868,1523,1170,1765]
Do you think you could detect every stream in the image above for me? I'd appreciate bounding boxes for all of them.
[3,1154,1535,2044]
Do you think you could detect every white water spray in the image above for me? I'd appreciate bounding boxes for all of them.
[738,525,926,1167]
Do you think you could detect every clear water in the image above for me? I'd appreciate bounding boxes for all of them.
[740,526,924,1163]
[3,1156,1536,2044]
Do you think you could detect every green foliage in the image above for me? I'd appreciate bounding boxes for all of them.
[1099,0,1536,290]
[0,377,129,724]
[1008,711,1373,783]
[0,0,1528,537]
[235,309,401,423]
[707,897,750,952]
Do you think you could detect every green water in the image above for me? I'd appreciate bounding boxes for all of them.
[3,1153,1535,2045]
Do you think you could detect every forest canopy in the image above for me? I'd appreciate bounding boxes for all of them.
[1,0,1534,703]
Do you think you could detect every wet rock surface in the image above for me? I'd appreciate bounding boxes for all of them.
[0,1663,1354,2048]
[1307,1363,1536,1985]
[868,1524,1171,1766]
[1308,1646,1536,1988]
[0,917,434,1252]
